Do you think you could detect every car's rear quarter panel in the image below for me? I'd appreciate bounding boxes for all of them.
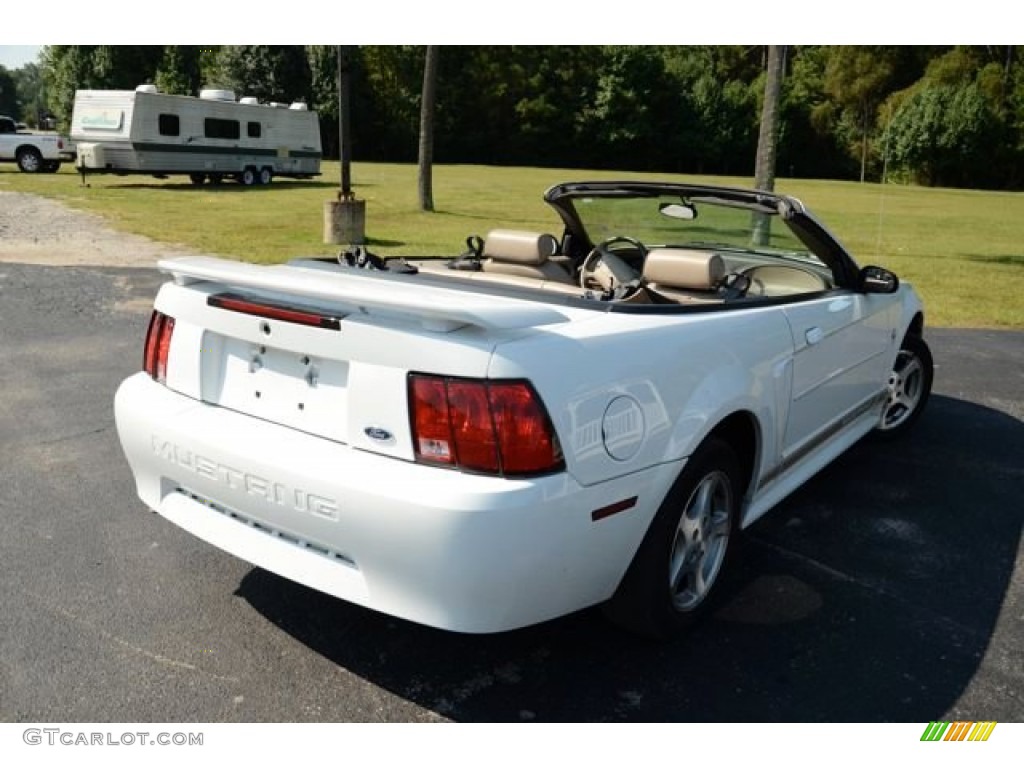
[488,305,795,490]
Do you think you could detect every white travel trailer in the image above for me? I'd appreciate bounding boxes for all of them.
[71,85,322,185]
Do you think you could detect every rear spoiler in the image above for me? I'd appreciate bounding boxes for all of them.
[158,256,569,333]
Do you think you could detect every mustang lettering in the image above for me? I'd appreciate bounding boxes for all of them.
[151,436,339,520]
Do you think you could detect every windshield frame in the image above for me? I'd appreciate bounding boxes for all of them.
[544,181,861,288]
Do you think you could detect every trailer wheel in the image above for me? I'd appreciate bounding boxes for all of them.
[189,173,206,185]
[208,174,223,185]
[258,167,273,185]
[16,147,43,173]
[238,167,256,186]
[42,160,61,173]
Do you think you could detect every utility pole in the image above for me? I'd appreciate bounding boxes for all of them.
[338,44,352,200]
[323,45,365,244]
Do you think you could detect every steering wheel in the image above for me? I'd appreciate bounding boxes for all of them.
[579,235,648,292]
[717,272,752,301]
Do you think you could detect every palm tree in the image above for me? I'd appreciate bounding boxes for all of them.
[418,46,440,212]
[752,45,786,246]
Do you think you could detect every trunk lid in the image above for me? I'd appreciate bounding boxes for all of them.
[154,256,575,462]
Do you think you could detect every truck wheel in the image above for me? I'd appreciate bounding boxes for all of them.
[16,147,43,173]
[603,437,742,638]
[42,160,61,173]
[258,167,273,185]
[208,174,223,186]
[189,173,206,185]
[238,167,256,186]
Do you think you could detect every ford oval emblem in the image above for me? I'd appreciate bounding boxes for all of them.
[364,427,393,442]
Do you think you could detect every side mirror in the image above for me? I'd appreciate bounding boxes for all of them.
[859,265,899,294]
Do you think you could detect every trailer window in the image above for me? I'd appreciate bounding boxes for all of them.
[247,122,261,138]
[204,118,240,140]
[158,114,180,137]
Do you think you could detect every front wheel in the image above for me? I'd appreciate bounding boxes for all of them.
[189,173,206,185]
[238,167,256,186]
[603,437,742,638]
[16,147,43,173]
[874,334,933,439]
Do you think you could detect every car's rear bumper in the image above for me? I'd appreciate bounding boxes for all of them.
[115,373,679,632]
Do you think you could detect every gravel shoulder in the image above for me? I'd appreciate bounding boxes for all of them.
[0,190,213,267]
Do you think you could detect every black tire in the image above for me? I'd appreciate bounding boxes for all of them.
[16,147,43,173]
[42,160,61,173]
[603,437,742,638]
[208,173,223,186]
[189,173,206,185]
[257,167,273,185]
[873,333,933,440]
[238,167,256,186]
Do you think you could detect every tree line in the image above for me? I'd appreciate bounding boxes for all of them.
[2,45,1022,190]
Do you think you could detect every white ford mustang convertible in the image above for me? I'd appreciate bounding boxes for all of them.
[115,181,932,637]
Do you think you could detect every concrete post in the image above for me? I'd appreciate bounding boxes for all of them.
[323,199,366,245]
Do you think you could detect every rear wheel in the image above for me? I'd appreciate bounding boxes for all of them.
[258,167,273,185]
[604,437,742,638]
[238,167,256,186]
[189,173,206,185]
[16,147,43,173]
[208,173,223,185]
[874,334,933,439]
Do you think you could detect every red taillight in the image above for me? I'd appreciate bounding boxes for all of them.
[143,311,161,376]
[409,374,563,477]
[143,310,175,383]
[488,382,562,474]
[410,376,455,465]
[447,381,499,473]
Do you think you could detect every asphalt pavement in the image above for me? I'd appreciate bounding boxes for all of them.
[0,262,1021,722]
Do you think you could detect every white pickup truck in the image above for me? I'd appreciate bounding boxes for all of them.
[0,115,75,172]
[114,180,932,637]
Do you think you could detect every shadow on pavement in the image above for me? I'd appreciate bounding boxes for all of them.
[238,392,1022,721]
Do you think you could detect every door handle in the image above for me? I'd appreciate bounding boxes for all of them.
[805,326,824,345]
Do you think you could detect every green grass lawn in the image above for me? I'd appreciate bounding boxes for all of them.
[2,162,1023,328]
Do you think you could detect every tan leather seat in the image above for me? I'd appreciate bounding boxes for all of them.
[480,230,575,284]
[642,249,725,303]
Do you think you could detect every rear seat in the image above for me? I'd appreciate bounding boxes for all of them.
[479,230,576,284]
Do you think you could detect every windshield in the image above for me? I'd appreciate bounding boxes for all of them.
[571,193,824,266]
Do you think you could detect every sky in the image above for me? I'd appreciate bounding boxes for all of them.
[0,5,1018,59]
[0,45,42,70]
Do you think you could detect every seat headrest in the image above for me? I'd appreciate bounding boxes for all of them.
[483,230,559,265]
[643,249,725,291]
